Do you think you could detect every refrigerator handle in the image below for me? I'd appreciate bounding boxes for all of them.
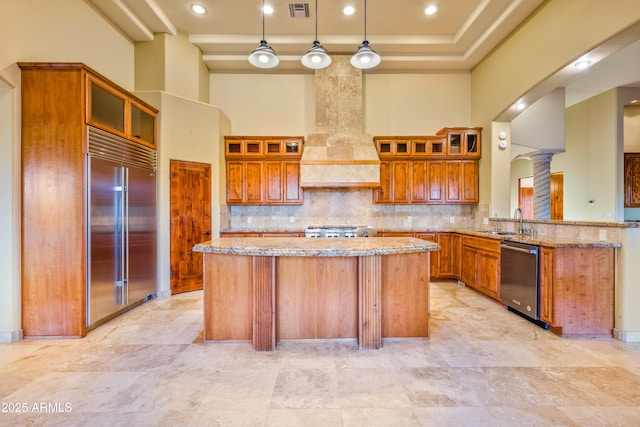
[124,167,130,305]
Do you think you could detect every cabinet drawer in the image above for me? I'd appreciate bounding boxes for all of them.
[462,235,500,253]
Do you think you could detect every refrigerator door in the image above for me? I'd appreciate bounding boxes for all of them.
[126,165,157,303]
[88,157,125,326]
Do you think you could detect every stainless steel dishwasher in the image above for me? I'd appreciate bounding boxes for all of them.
[500,241,548,328]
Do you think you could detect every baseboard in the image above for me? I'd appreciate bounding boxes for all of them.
[0,329,23,343]
[613,328,640,342]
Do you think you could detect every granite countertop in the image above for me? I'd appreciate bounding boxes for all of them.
[220,229,621,248]
[460,229,622,248]
[193,237,440,257]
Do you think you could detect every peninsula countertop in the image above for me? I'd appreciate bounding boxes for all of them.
[193,236,441,257]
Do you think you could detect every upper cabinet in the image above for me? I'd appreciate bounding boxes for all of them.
[87,75,157,148]
[435,127,481,159]
[224,136,304,205]
[624,153,640,207]
[373,128,481,205]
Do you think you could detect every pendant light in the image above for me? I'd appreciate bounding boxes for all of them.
[301,0,332,69]
[350,0,381,69]
[248,0,279,69]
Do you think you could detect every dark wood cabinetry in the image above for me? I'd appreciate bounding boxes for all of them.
[373,128,480,205]
[624,153,640,207]
[19,63,157,337]
[225,137,303,205]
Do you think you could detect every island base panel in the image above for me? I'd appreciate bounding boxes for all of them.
[382,252,430,338]
[277,257,358,340]
[204,254,253,341]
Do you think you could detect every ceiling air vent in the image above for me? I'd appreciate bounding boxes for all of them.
[288,3,310,19]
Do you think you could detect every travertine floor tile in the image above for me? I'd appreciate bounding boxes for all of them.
[2,281,640,427]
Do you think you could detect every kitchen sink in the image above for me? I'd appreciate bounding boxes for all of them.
[483,231,518,236]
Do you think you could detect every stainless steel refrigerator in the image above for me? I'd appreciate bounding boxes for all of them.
[86,126,157,329]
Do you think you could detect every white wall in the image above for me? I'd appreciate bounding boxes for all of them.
[511,89,565,151]
[0,0,135,341]
[0,0,134,89]
[135,92,230,297]
[624,105,640,152]
[210,73,471,137]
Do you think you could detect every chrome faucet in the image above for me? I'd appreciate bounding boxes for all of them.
[514,208,523,234]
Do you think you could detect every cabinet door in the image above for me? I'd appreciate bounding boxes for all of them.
[265,161,283,203]
[461,160,478,203]
[478,250,500,298]
[374,160,393,203]
[437,233,453,277]
[416,233,438,278]
[451,234,462,278]
[461,246,477,287]
[226,161,244,203]
[283,161,302,204]
[445,160,478,204]
[624,154,640,207]
[392,161,411,203]
[539,247,554,325]
[244,161,264,203]
[427,160,445,203]
[411,161,428,202]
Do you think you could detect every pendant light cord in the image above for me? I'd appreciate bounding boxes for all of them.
[364,0,367,41]
[261,0,265,40]
[314,0,318,41]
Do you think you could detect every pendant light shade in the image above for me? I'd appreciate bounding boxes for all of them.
[249,40,279,68]
[301,0,331,69]
[351,0,381,69]
[350,40,381,69]
[248,1,279,69]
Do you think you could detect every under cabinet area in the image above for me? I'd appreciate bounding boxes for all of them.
[373,128,480,205]
[225,136,303,205]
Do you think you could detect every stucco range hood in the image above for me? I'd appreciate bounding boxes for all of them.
[299,55,380,188]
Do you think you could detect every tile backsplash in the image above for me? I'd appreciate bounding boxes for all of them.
[223,189,488,231]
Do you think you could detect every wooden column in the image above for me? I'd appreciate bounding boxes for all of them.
[253,256,276,351]
[358,255,382,349]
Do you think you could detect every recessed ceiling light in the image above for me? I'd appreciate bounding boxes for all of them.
[263,5,274,15]
[574,59,592,70]
[344,6,355,15]
[515,102,527,111]
[191,4,206,15]
[425,5,437,15]
[631,99,638,104]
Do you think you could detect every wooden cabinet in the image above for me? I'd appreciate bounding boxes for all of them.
[220,232,304,237]
[19,63,158,337]
[373,131,480,205]
[461,235,500,299]
[225,136,303,205]
[538,246,614,337]
[444,160,479,204]
[436,127,481,158]
[624,153,640,207]
[376,160,411,203]
[87,74,156,148]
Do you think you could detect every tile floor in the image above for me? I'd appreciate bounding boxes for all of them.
[2,281,640,426]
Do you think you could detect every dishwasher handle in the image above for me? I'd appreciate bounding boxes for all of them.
[500,243,538,255]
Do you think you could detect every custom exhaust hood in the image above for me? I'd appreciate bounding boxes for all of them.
[300,55,380,188]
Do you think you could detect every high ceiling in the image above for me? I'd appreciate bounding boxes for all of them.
[87,0,546,73]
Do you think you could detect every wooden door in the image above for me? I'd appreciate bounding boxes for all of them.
[411,161,428,202]
[519,185,534,219]
[170,160,211,294]
[283,161,302,203]
[374,160,392,203]
[427,160,445,203]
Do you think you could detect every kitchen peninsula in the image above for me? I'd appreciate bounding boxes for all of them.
[193,237,440,351]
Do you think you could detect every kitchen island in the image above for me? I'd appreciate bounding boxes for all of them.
[193,237,440,351]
